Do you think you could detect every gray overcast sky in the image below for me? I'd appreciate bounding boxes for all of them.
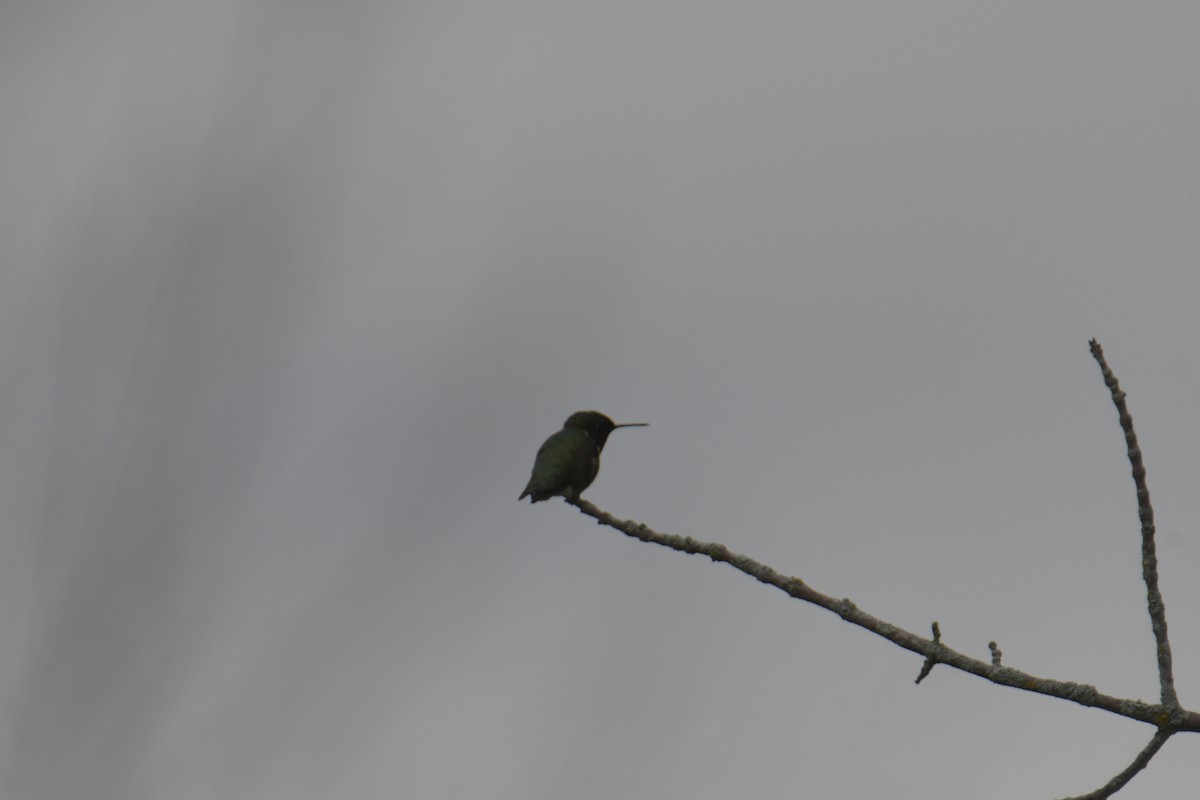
[2,2,1199,798]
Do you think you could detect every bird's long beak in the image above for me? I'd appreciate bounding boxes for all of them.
[613,422,648,429]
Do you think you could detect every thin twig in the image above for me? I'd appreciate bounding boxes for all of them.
[915,622,941,684]
[1089,339,1178,708]
[1058,728,1174,800]
[565,497,1200,732]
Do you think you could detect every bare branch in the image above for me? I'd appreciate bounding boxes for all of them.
[564,497,1200,733]
[543,343,1195,796]
[1058,728,1174,800]
[1089,339,1179,708]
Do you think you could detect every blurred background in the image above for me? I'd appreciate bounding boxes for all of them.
[2,2,1199,798]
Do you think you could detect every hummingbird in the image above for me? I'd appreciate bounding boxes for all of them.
[519,410,648,502]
